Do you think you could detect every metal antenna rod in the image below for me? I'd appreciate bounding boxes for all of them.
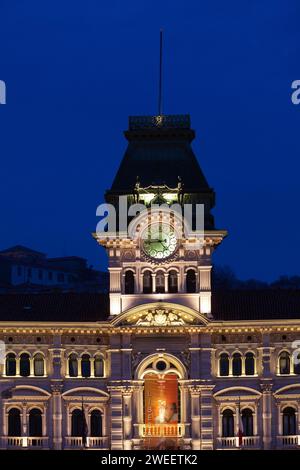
[158,29,163,116]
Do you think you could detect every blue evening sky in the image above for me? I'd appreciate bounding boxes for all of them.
[0,0,299,280]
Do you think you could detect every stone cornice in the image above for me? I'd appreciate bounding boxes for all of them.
[0,322,300,335]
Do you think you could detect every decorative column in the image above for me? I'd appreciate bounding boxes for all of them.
[199,266,211,291]
[1,400,6,449]
[140,273,144,294]
[132,381,144,441]
[90,357,95,378]
[77,357,82,377]
[29,357,34,377]
[164,273,169,293]
[199,292,211,317]
[41,403,46,437]
[22,403,27,439]
[16,356,20,376]
[151,274,156,293]
[107,385,124,450]
[189,386,201,450]
[199,385,215,450]
[109,267,122,315]
[216,403,222,440]
[179,381,191,446]
[51,384,63,450]
[260,383,273,449]
[179,266,185,293]
[274,399,282,449]
[123,387,134,450]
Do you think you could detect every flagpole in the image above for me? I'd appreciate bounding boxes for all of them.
[158,29,163,116]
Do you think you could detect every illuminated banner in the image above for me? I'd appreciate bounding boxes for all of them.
[144,373,178,425]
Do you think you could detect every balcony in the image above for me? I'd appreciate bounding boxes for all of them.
[139,423,185,438]
[216,436,261,449]
[277,435,300,449]
[2,436,49,449]
[64,436,109,449]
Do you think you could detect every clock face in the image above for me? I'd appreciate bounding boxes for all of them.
[142,223,177,260]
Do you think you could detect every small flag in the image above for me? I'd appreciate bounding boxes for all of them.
[238,401,244,447]
[81,397,88,448]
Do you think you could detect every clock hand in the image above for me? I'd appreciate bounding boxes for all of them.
[144,239,161,244]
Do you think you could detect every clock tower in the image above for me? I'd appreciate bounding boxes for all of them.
[94,114,226,317]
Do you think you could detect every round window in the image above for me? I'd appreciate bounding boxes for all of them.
[156,360,167,371]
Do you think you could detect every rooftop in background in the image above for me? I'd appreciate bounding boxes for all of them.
[0,290,299,323]
[0,245,46,260]
[0,245,108,294]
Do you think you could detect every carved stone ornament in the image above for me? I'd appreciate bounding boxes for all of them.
[127,308,194,326]
[260,383,273,393]
[51,383,64,394]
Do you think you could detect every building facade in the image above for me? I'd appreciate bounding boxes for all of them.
[0,245,108,293]
[0,114,299,450]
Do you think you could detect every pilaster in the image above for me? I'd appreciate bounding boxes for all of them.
[51,383,63,450]
[260,383,273,450]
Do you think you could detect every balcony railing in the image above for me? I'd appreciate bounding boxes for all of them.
[64,436,109,449]
[277,435,300,448]
[3,436,49,449]
[139,423,185,438]
[217,436,260,449]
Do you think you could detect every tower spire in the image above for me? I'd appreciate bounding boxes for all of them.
[158,29,163,116]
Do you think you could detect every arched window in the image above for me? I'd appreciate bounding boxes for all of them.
[71,409,84,437]
[90,410,103,437]
[232,353,242,376]
[124,271,134,294]
[81,354,91,378]
[94,356,104,377]
[168,270,178,293]
[242,408,253,436]
[20,353,30,377]
[33,354,44,376]
[29,408,42,437]
[156,271,165,294]
[245,352,255,376]
[219,353,229,376]
[8,408,21,437]
[143,270,152,294]
[68,354,78,377]
[222,409,234,437]
[6,353,16,376]
[279,351,290,375]
[293,352,300,375]
[186,269,196,293]
[283,407,296,436]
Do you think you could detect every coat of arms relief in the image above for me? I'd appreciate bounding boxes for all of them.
[126,308,194,326]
